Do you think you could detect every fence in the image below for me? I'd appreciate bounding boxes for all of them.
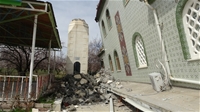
[0,74,50,101]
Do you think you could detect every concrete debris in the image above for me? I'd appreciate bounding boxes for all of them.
[59,72,108,109]
[115,81,123,89]
[61,82,66,88]
[66,105,76,111]
[80,78,88,84]
[116,84,123,89]
[126,88,132,92]
[95,73,101,78]
[107,80,113,84]
[42,68,125,110]
[74,74,82,80]
[74,105,78,108]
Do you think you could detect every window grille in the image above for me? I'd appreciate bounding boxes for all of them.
[135,36,147,68]
[183,0,200,59]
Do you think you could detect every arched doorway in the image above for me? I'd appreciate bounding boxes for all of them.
[74,62,81,74]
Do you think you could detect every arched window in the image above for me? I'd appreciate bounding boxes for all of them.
[101,20,107,37]
[106,9,112,30]
[132,32,148,68]
[178,0,200,60]
[108,55,114,71]
[114,51,121,71]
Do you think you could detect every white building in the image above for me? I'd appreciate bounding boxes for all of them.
[95,0,200,89]
[66,19,89,74]
[94,0,200,111]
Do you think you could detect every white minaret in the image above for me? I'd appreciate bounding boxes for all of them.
[66,19,89,74]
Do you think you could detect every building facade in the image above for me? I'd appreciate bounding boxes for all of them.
[95,0,200,89]
[66,19,89,74]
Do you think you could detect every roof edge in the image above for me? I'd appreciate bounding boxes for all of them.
[47,2,62,49]
[95,0,106,22]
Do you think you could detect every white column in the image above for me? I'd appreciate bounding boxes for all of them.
[53,50,56,74]
[47,40,52,74]
[28,15,38,99]
[47,40,52,88]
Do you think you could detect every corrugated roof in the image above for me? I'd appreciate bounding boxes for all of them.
[0,0,61,48]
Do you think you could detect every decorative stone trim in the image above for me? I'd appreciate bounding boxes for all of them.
[176,0,190,60]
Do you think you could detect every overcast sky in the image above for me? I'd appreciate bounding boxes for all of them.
[46,0,101,49]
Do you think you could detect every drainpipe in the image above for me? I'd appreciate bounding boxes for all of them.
[142,0,200,85]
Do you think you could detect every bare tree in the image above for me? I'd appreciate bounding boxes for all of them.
[0,45,48,76]
[0,60,15,75]
[88,38,102,75]
[36,54,67,75]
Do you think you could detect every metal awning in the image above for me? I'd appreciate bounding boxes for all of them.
[0,0,62,98]
[0,0,62,49]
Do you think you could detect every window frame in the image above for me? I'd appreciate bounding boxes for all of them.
[101,20,107,37]
[176,0,200,60]
[108,54,114,72]
[132,32,148,68]
[106,9,112,30]
[114,50,121,71]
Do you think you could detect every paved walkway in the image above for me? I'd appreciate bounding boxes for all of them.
[75,104,110,112]
[107,82,200,112]
[74,103,134,112]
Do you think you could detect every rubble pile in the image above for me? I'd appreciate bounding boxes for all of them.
[50,69,116,109]
[39,68,128,111]
[60,73,102,106]
[35,68,136,112]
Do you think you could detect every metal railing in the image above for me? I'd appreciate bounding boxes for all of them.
[0,74,50,101]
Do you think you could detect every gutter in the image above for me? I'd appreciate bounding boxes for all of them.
[142,0,200,86]
[95,0,106,22]
[47,2,62,49]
